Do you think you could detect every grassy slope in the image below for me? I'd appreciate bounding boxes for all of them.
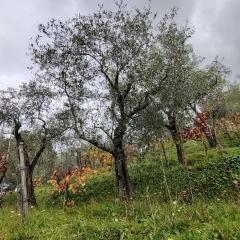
[1,141,240,240]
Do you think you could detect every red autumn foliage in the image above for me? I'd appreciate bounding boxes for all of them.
[180,111,215,143]
[48,167,95,194]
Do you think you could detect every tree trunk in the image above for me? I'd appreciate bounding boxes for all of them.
[76,150,82,169]
[167,114,187,165]
[169,125,186,165]
[18,145,37,206]
[160,139,168,166]
[113,147,132,200]
[173,137,186,165]
[27,169,37,206]
[14,120,45,206]
[0,170,6,185]
[111,116,133,201]
[63,188,69,206]
[202,127,218,148]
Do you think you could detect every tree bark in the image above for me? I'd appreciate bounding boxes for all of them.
[160,139,168,166]
[173,136,186,165]
[166,114,187,165]
[18,144,37,206]
[14,120,46,206]
[113,147,132,200]
[27,169,37,205]
[0,169,6,185]
[112,120,132,200]
[76,150,82,169]
[202,127,218,148]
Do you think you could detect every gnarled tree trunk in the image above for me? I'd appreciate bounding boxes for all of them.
[166,113,187,165]
[27,169,37,205]
[171,130,187,165]
[14,120,46,206]
[17,142,37,206]
[113,147,132,200]
[112,120,132,200]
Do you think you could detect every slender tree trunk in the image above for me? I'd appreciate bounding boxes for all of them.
[167,114,187,165]
[14,120,45,206]
[202,127,218,148]
[0,169,6,185]
[18,145,37,206]
[76,150,82,169]
[160,139,168,166]
[27,169,37,206]
[63,188,69,206]
[113,147,132,200]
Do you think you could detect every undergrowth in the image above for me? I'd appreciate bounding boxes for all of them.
[1,143,240,240]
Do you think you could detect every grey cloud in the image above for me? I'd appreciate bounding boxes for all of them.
[0,0,239,88]
[189,0,240,81]
[211,0,240,79]
[0,0,85,87]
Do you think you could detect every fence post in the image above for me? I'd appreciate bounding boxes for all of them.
[19,142,28,216]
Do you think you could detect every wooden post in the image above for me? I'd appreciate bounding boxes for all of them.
[19,142,28,216]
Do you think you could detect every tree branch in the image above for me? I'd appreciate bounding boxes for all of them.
[128,73,169,118]
[95,125,113,140]
[30,118,48,172]
[128,93,150,118]
[61,76,113,154]
[123,82,133,99]
[82,134,113,153]
[30,139,46,173]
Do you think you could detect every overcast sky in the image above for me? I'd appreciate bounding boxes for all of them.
[0,0,239,89]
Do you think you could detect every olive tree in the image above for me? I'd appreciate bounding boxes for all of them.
[29,3,171,200]
[0,81,58,205]
[130,11,228,164]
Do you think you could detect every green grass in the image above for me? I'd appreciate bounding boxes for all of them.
[1,195,240,239]
[1,142,240,239]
